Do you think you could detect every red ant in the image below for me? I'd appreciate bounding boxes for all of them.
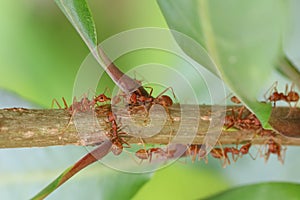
[135,147,169,163]
[224,107,262,131]
[210,141,258,167]
[208,141,234,167]
[105,111,131,156]
[265,81,286,107]
[210,147,231,168]
[230,96,241,104]
[238,142,260,160]
[52,92,111,113]
[127,87,176,119]
[125,86,174,107]
[239,142,252,156]
[51,92,112,135]
[263,138,286,164]
[265,81,299,108]
[225,95,263,130]
[184,144,208,163]
[108,126,130,156]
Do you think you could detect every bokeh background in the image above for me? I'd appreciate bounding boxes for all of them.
[0,1,300,199]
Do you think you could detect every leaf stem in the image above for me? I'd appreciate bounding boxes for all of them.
[30,140,112,200]
[277,56,300,89]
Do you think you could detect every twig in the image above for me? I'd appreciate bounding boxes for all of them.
[0,105,299,148]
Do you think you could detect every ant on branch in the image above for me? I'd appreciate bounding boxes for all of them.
[210,143,241,168]
[265,81,299,109]
[113,86,176,120]
[128,86,176,109]
[51,89,111,113]
[263,138,286,164]
[184,144,208,163]
[135,147,170,163]
[209,141,258,167]
[106,111,130,156]
[51,90,112,134]
[224,107,262,131]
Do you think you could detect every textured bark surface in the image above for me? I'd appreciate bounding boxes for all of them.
[0,105,299,148]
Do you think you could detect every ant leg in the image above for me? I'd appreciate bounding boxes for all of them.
[286,83,299,117]
[285,83,289,96]
[157,87,177,101]
[135,149,148,165]
[188,145,197,163]
[264,81,278,102]
[248,149,259,160]
[133,70,147,86]
[200,151,209,164]
[279,145,287,164]
[218,141,230,167]
[262,139,270,163]
[264,151,271,164]
[273,137,285,164]
[135,137,149,162]
[148,150,154,163]
[52,97,69,109]
[59,109,77,136]
[143,86,153,97]
[51,98,62,109]
[103,87,111,96]
[62,97,69,109]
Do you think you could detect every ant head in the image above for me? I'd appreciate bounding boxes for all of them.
[231,96,241,104]
[240,143,251,154]
[95,94,111,102]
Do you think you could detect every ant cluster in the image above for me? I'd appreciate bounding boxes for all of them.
[134,138,285,168]
[52,81,298,167]
[52,85,176,157]
[211,81,298,167]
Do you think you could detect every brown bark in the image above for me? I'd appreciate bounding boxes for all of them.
[0,105,299,148]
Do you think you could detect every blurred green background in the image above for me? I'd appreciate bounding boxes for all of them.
[0,1,300,199]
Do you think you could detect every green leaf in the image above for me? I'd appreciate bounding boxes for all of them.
[0,145,150,199]
[54,0,112,82]
[55,0,97,48]
[29,143,150,200]
[31,141,112,200]
[205,182,300,200]
[157,0,287,127]
[133,163,229,200]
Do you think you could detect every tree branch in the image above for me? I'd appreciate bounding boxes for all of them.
[0,105,299,148]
